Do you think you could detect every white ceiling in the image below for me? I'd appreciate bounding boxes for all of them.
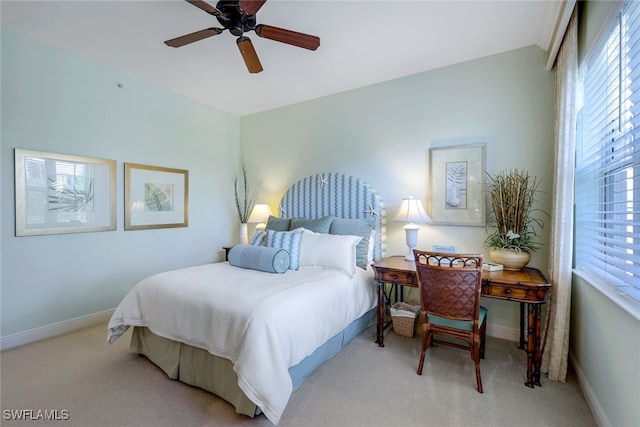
[1,0,565,116]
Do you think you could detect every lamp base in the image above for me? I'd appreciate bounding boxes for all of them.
[403,225,419,262]
[404,249,416,262]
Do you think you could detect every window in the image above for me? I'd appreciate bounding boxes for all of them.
[576,0,640,302]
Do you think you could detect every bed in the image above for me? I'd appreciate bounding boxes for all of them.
[107,173,386,425]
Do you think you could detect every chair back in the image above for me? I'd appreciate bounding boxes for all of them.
[413,251,483,323]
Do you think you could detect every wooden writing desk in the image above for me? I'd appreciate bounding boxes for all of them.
[372,256,551,389]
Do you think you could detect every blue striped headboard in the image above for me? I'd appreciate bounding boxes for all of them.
[279,173,386,261]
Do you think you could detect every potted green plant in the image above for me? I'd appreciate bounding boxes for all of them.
[484,169,544,270]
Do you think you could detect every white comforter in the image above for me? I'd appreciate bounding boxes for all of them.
[107,262,376,425]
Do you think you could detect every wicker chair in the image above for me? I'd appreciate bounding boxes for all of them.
[413,250,487,393]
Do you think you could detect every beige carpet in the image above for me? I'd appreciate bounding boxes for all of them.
[1,323,596,427]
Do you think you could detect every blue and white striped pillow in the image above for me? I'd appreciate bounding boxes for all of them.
[266,229,303,270]
[250,230,267,246]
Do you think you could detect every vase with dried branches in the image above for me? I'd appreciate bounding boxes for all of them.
[234,158,260,244]
[484,169,545,270]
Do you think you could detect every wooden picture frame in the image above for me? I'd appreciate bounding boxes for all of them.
[124,163,189,230]
[428,143,486,226]
[14,149,116,236]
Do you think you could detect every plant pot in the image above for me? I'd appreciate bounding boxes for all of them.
[490,248,531,271]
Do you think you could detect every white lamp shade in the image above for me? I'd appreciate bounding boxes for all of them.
[393,197,431,224]
[248,204,273,224]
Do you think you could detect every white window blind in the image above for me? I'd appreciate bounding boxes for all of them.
[576,0,640,302]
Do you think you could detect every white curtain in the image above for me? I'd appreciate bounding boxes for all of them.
[541,7,578,382]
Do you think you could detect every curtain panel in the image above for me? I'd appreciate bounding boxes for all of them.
[541,6,578,382]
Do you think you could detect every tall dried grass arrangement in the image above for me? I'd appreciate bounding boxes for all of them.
[485,169,544,253]
[234,158,260,223]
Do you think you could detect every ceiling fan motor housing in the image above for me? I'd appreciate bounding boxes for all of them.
[216,0,257,36]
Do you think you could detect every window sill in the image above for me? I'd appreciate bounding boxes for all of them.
[573,266,640,322]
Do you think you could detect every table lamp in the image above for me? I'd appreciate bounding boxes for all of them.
[248,204,273,230]
[393,197,432,261]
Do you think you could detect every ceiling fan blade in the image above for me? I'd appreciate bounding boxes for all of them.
[165,28,224,47]
[237,36,263,73]
[185,0,221,16]
[254,24,320,51]
[238,0,267,16]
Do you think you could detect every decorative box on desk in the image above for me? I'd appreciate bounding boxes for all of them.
[483,262,503,271]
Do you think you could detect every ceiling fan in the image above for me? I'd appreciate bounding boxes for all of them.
[164,0,320,73]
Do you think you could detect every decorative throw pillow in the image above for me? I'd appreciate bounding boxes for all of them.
[299,229,362,277]
[250,230,267,246]
[367,230,376,264]
[266,229,303,270]
[329,218,374,270]
[228,244,290,274]
[289,216,334,233]
[265,215,291,231]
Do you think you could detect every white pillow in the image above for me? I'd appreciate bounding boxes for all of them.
[367,230,376,263]
[299,229,362,276]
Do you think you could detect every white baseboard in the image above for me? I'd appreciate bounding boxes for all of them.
[0,309,114,351]
[569,351,611,427]
[487,323,519,342]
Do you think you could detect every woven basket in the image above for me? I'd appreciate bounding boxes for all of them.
[390,302,420,338]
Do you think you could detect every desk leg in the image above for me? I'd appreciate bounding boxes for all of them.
[525,304,536,388]
[376,282,385,347]
[533,304,543,386]
[518,302,526,350]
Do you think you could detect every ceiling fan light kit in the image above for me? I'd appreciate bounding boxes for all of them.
[165,0,320,74]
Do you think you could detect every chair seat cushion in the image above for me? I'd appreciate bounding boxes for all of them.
[427,306,487,332]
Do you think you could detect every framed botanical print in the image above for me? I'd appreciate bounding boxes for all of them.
[428,143,486,226]
[124,163,189,230]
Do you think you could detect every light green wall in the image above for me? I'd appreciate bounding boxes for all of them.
[1,29,240,336]
[241,45,555,336]
[571,275,640,427]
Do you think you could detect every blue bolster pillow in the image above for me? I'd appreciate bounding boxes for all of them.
[227,244,290,274]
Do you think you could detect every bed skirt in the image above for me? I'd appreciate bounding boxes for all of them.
[130,307,375,417]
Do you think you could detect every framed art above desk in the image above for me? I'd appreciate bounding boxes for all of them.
[372,256,550,389]
[428,143,486,226]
